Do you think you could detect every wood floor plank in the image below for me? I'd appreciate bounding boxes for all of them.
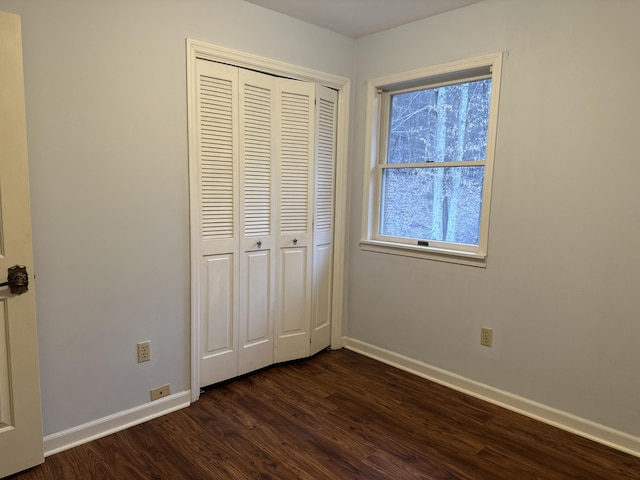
[9,349,640,479]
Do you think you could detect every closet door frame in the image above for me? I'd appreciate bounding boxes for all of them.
[187,39,350,402]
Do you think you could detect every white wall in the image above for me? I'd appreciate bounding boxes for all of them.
[348,0,640,439]
[0,0,354,436]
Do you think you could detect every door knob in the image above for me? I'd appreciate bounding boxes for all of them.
[0,265,29,295]
[293,238,298,245]
[256,240,262,248]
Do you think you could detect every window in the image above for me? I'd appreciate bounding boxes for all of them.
[361,53,502,266]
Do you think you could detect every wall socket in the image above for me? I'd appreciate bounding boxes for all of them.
[480,327,493,347]
[137,341,151,363]
[150,384,171,401]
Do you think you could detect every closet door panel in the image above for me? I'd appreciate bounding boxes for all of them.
[276,247,308,361]
[239,249,272,374]
[275,79,315,362]
[197,63,238,248]
[196,60,240,387]
[238,69,276,374]
[311,243,332,353]
[201,254,237,386]
[310,86,338,355]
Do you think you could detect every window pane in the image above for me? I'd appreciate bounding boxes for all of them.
[380,167,484,245]
[387,80,491,164]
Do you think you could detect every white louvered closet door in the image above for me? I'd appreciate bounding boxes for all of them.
[196,60,240,386]
[194,59,338,387]
[310,85,338,355]
[274,79,315,363]
[238,69,276,375]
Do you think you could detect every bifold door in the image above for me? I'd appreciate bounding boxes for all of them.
[193,59,337,388]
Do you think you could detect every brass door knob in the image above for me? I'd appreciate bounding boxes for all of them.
[0,265,29,295]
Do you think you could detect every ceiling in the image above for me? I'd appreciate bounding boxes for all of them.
[244,0,484,38]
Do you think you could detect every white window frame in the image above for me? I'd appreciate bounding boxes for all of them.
[360,53,503,267]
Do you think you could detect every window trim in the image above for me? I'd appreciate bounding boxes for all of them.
[360,53,503,267]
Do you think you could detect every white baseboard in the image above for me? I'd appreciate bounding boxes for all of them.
[43,390,191,457]
[343,337,640,458]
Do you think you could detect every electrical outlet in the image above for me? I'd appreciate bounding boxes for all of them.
[150,384,171,401]
[480,327,493,347]
[137,341,150,363]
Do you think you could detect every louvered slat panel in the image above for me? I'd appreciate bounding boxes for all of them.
[315,97,336,232]
[199,75,234,240]
[243,83,272,236]
[280,91,311,233]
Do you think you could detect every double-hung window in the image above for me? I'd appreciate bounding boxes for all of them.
[361,53,502,266]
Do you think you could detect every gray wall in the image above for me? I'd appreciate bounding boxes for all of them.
[0,0,354,436]
[348,0,640,437]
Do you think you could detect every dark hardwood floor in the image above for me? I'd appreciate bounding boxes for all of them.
[10,349,640,479]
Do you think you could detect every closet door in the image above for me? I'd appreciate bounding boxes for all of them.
[274,79,315,363]
[196,60,240,386]
[238,69,276,375]
[310,86,338,355]
[194,59,335,385]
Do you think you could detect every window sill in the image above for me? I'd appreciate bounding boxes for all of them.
[359,239,487,268]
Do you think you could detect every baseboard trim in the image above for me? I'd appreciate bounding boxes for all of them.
[343,337,640,458]
[43,390,191,457]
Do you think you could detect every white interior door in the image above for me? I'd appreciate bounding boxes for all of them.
[238,69,276,375]
[310,85,338,356]
[0,10,45,478]
[193,57,337,385]
[196,60,240,387]
[196,61,279,386]
[274,79,315,363]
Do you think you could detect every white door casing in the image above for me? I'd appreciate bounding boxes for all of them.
[0,10,45,478]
